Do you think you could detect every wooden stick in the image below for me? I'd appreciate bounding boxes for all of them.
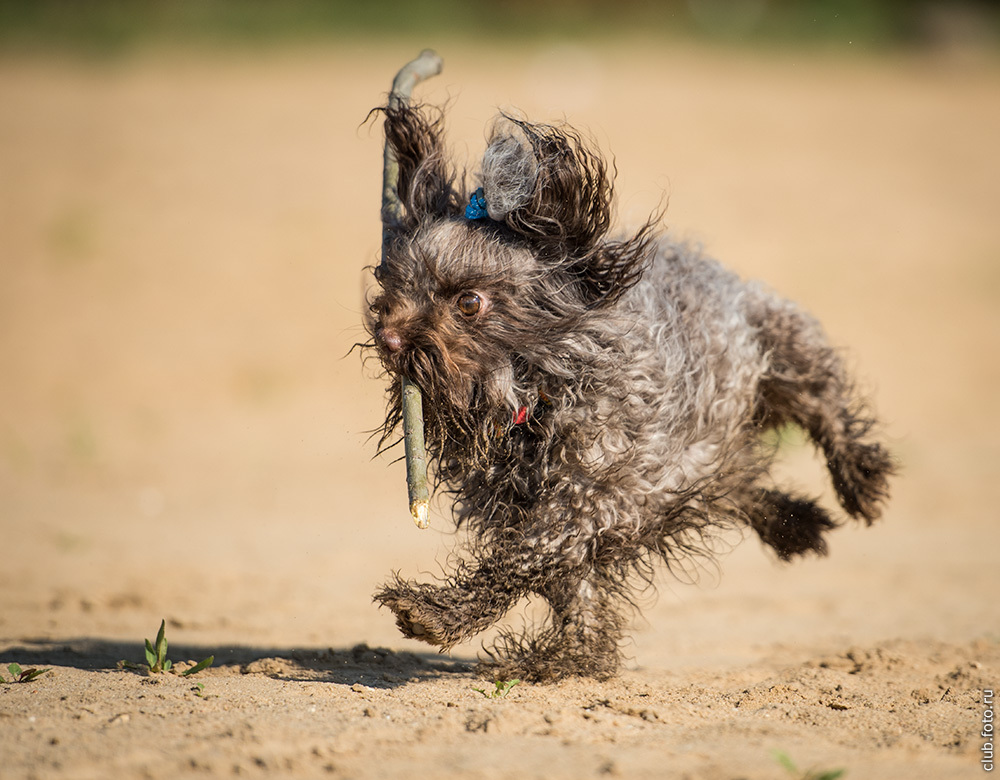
[381,50,443,234]
[381,50,442,529]
[401,376,430,529]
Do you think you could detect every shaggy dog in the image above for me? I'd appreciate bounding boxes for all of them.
[364,102,894,682]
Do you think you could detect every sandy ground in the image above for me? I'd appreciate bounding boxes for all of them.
[1,39,998,779]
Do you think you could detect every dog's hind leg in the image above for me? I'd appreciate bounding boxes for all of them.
[743,488,837,560]
[749,295,894,523]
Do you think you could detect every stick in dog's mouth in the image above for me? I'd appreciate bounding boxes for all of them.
[380,50,442,529]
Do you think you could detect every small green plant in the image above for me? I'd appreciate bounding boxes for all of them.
[120,619,214,677]
[145,619,172,672]
[181,656,215,677]
[772,750,846,780]
[0,663,50,684]
[472,679,520,699]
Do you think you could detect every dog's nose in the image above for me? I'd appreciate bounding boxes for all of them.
[377,327,403,353]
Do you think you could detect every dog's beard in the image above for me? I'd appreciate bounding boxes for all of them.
[374,313,520,410]
[382,342,477,412]
[376,339,520,467]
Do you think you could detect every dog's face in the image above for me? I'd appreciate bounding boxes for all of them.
[368,220,535,411]
[367,105,655,418]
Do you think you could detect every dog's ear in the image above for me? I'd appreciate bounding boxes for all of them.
[382,103,462,229]
[480,117,610,257]
[479,117,655,307]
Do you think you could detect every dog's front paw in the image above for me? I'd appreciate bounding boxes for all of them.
[374,580,467,649]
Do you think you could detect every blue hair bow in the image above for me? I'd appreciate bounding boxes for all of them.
[465,187,488,220]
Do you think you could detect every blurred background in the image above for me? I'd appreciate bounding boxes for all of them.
[2,0,999,52]
[1,1,998,664]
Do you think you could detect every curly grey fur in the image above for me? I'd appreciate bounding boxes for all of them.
[363,101,894,683]
[480,119,538,221]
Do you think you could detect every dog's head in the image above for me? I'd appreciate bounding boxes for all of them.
[366,104,655,416]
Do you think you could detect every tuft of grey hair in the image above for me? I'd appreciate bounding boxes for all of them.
[479,119,538,221]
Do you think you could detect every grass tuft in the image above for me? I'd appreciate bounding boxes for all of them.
[473,679,520,699]
[119,619,214,677]
[0,663,50,684]
[772,749,847,780]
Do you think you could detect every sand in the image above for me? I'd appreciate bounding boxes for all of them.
[1,39,998,779]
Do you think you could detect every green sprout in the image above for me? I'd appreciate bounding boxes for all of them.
[145,619,172,672]
[120,619,214,677]
[0,663,50,684]
[472,679,520,699]
[772,750,846,780]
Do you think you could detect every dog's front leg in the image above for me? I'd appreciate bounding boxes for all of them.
[374,516,580,651]
[374,552,531,650]
[479,570,626,682]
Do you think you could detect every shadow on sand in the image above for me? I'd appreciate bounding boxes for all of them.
[0,638,473,689]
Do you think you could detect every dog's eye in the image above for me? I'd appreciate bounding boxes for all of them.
[456,292,482,317]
